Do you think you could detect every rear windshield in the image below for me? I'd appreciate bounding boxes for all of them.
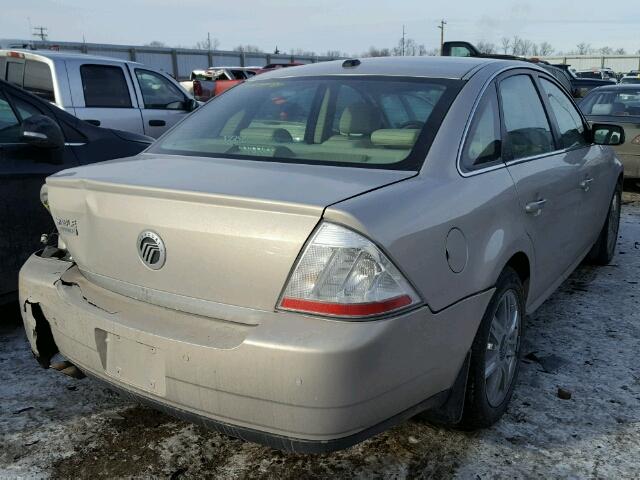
[620,77,640,84]
[580,88,640,116]
[577,71,602,79]
[151,76,462,170]
[23,60,55,102]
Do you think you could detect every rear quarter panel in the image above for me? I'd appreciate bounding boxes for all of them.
[324,170,533,313]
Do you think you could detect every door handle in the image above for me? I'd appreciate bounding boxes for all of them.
[525,199,547,215]
[149,119,166,127]
[85,119,101,126]
[579,178,594,191]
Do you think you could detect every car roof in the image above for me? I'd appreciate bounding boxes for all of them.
[589,84,640,92]
[0,49,140,65]
[254,56,535,81]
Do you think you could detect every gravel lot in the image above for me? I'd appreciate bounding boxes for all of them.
[1,190,639,480]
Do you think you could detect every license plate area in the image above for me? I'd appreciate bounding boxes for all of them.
[104,332,166,396]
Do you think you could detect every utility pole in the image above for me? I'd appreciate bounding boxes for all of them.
[32,26,48,42]
[402,24,406,56]
[207,32,211,51]
[438,19,447,55]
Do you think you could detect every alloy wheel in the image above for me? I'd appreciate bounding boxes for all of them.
[485,289,521,408]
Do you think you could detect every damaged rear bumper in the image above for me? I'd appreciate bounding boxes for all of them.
[19,253,493,452]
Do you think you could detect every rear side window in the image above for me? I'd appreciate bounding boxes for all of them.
[6,62,24,86]
[461,86,502,170]
[80,65,132,108]
[540,78,588,149]
[0,92,20,143]
[499,75,554,161]
[23,60,55,102]
[10,95,45,120]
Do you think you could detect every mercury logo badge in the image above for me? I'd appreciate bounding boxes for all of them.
[137,231,166,270]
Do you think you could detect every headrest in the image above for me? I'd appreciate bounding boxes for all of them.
[339,103,381,135]
[239,127,293,143]
[370,129,419,148]
[590,104,613,115]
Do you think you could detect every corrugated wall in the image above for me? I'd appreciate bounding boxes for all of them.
[1,39,338,79]
[544,55,640,73]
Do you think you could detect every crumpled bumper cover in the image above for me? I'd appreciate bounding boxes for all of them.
[19,253,493,452]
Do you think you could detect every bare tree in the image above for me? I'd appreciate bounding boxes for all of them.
[521,39,533,56]
[145,40,165,47]
[500,37,511,54]
[392,37,426,56]
[539,42,554,56]
[615,47,626,55]
[233,44,263,53]
[194,37,220,51]
[599,46,612,55]
[476,41,496,54]
[324,50,347,58]
[576,43,591,55]
[511,36,523,56]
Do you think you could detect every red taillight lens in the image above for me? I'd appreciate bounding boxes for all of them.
[193,80,203,97]
[280,295,413,317]
[278,223,420,319]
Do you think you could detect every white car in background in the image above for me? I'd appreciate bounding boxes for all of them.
[0,50,198,138]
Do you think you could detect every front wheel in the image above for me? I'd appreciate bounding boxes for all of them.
[458,267,525,429]
[587,183,622,265]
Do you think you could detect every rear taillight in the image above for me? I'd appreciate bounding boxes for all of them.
[193,80,203,98]
[278,223,420,319]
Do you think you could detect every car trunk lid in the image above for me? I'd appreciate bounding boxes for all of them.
[47,154,413,313]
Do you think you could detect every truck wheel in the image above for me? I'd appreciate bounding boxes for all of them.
[587,184,621,265]
[459,267,524,429]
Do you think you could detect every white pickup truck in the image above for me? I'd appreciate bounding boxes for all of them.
[0,50,198,138]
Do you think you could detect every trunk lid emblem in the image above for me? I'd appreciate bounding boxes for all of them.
[137,231,166,270]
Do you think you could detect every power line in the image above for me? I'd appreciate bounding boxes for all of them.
[438,19,447,56]
[32,26,48,41]
[402,24,406,56]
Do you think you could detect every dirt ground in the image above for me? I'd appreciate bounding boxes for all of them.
[1,190,639,480]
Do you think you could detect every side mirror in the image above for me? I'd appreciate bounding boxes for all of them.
[20,115,65,150]
[184,98,199,112]
[592,123,625,146]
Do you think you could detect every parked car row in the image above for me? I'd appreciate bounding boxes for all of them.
[14,55,626,453]
[441,41,616,99]
[0,50,198,138]
[0,77,152,301]
[180,62,303,102]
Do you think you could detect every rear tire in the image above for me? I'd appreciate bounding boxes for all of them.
[458,267,525,429]
[587,183,621,265]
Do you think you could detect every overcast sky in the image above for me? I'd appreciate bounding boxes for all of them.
[2,0,638,55]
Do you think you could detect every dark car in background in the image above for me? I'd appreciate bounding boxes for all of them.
[552,64,616,98]
[0,79,152,301]
[580,84,640,180]
[442,42,614,98]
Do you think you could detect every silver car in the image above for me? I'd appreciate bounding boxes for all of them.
[20,57,623,453]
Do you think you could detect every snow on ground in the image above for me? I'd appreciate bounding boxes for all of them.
[1,191,639,480]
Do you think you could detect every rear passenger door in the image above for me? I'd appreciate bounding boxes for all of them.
[537,76,605,254]
[70,62,144,134]
[130,68,191,138]
[498,71,583,300]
